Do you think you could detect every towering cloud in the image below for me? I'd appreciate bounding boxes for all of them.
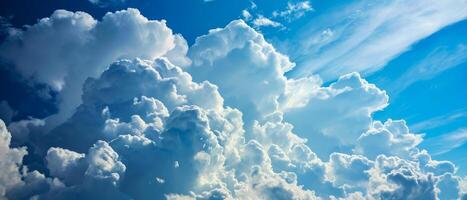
[0,8,465,200]
[0,8,188,129]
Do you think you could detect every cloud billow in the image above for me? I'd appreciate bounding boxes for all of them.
[0,8,465,200]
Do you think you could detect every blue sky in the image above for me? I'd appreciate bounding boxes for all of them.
[369,19,467,172]
[0,0,466,199]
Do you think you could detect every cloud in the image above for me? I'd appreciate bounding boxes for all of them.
[242,9,253,21]
[390,44,467,95]
[0,119,64,200]
[0,8,466,200]
[42,58,222,152]
[0,8,188,130]
[252,16,283,29]
[0,101,15,124]
[7,118,45,146]
[0,119,27,197]
[272,1,313,22]
[410,109,467,132]
[188,19,300,124]
[241,1,311,31]
[46,147,86,185]
[326,153,373,189]
[284,72,388,156]
[423,128,467,155]
[370,156,438,200]
[355,119,423,159]
[286,0,467,80]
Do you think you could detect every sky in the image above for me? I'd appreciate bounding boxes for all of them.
[0,0,466,199]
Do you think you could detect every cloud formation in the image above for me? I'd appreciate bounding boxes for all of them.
[286,0,467,80]
[0,8,466,200]
[0,8,188,130]
[241,1,312,31]
[272,1,313,22]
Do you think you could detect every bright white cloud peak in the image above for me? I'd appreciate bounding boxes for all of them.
[0,8,187,130]
[0,8,466,200]
[287,0,467,80]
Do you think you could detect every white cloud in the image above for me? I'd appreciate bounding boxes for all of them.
[46,147,86,185]
[252,15,283,29]
[1,8,466,200]
[43,58,222,152]
[188,19,297,123]
[355,119,423,159]
[0,119,63,200]
[287,0,467,80]
[272,1,313,21]
[0,119,27,197]
[368,155,439,199]
[423,128,467,155]
[241,0,311,31]
[390,44,467,95]
[284,72,388,156]
[0,8,188,130]
[326,153,373,189]
[410,109,467,132]
[242,9,252,21]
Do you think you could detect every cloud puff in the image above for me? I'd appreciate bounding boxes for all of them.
[355,119,423,159]
[0,8,466,200]
[188,19,320,126]
[0,8,188,130]
[285,72,388,157]
[0,119,64,200]
[241,1,312,31]
[42,58,221,152]
[252,16,283,29]
[0,119,27,197]
[272,1,313,22]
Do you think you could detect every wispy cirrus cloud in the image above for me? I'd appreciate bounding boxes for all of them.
[390,45,467,95]
[411,109,467,132]
[241,1,312,30]
[272,1,313,22]
[252,15,283,29]
[423,128,467,155]
[286,0,467,80]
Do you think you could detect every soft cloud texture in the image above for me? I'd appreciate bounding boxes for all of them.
[287,0,467,80]
[0,8,466,200]
[423,128,467,155]
[0,8,188,130]
[272,1,313,22]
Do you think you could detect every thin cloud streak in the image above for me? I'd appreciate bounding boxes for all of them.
[286,0,467,80]
[411,109,467,132]
[390,45,467,95]
[423,128,467,155]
